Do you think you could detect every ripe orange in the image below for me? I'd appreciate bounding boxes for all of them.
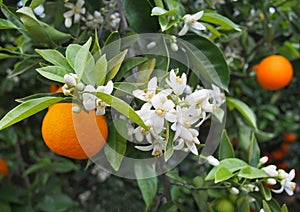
[42,103,108,160]
[283,132,296,143]
[0,159,8,178]
[253,55,293,90]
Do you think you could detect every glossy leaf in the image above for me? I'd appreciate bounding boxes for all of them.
[0,97,63,131]
[201,12,241,31]
[227,97,258,129]
[104,120,127,171]
[238,166,268,179]
[215,167,234,183]
[0,18,18,29]
[36,66,69,83]
[181,35,230,91]
[262,200,272,212]
[218,130,235,160]
[258,182,272,201]
[248,133,260,166]
[135,162,157,209]
[106,49,128,82]
[94,54,107,86]
[66,44,81,69]
[35,49,72,72]
[205,158,248,181]
[17,7,71,44]
[74,37,92,80]
[94,92,149,130]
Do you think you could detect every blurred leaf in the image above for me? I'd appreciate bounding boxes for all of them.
[248,133,260,166]
[74,37,92,80]
[151,7,178,16]
[0,184,27,204]
[236,196,250,212]
[122,0,159,33]
[17,7,71,45]
[238,166,268,179]
[262,200,272,212]
[104,120,127,171]
[94,92,149,130]
[0,18,18,29]
[66,44,81,69]
[182,35,230,91]
[0,202,11,212]
[205,158,248,181]
[29,0,45,9]
[35,49,72,72]
[281,204,289,212]
[0,53,20,60]
[36,66,69,83]
[215,167,234,183]
[201,12,241,31]
[114,57,148,81]
[227,97,257,129]
[166,170,186,183]
[218,130,235,160]
[258,182,272,201]
[102,31,120,60]
[137,58,156,83]
[9,57,41,77]
[135,163,157,210]
[106,49,128,82]
[0,97,63,131]
[157,202,178,212]
[49,158,78,173]
[36,193,77,212]
[94,54,107,86]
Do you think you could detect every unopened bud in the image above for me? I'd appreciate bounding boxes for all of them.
[147,41,156,50]
[266,178,277,185]
[64,74,77,87]
[171,43,179,52]
[207,156,219,166]
[62,85,71,96]
[75,82,85,91]
[72,105,81,113]
[230,187,239,195]
[262,165,278,177]
[259,156,268,164]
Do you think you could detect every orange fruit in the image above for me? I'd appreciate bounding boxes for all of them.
[253,55,293,90]
[42,103,108,160]
[0,159,8,178]
[283,132,296,143]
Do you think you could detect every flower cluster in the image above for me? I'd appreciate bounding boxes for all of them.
[133,69,225,156]
[62,73,114,115]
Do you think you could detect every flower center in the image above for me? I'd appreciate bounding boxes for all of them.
[176,76,183,84]
[184,120,191,128]
[155,107,166,116]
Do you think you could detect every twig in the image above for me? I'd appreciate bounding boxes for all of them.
[170,181,229,190]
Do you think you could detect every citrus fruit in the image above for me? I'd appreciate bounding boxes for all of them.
[0,159,8,178]
[216,198,234,212]
[253,55,293,90]
[42,103,108,160]
[283,132,296,143]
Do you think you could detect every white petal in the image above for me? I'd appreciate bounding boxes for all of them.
[76,0,85,8]
[153,116,164,134]
[192,22,206,31]
[83,99,96,110]
[133,90,146,101]
[165,112,177,123]
[74,13,81,23]
[178,24,189,36]
[271,186,284,194]
[84,85,96,92]
[148,77,157,91]
[64,3,75,9]
[287,169,295,181]
[163,100,175,111]
[192,11,204,20]
[180,127,193,141]
[64,10,74,18]
[135,145,153,151]
[187,142,198,155]
[96,107,105,115]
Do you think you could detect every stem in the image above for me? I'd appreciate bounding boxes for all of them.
[154,0,164,8]
[171,181,229,190]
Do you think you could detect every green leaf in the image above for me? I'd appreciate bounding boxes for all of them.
[66,44,81,69]
[205,158,248,181]
[218,130,235,160]
[17,7,71,44]
[201,12,241,31]
[91,29,101,59]
[36,66,69,83]
[262,200,272,212]
[135,162,157,209]
[0,201,11,212]
[106,49,128,82]
[36,193,77,212]
[94,92,148,130]
[49,158,78,173]
[236,196,250,212]
[94,54,107,86]
[122,0,159,33]
[227,97,258,129]
[248,133,260,167]
[137,58,156,83]
[9,57,41,77]
[16,92,65,103]
[0,97,63,131]
[104,120,127,171]
[0,18,18,29]
[35,49,72,72]
[103,31,121,60]
[238,166,268,179]
[164,125,175,162]
[74,37,92,80]
[181,35,230,91]
[258,182,272,201]
[215,167,234,183]
[0,53,19,60]
[114,57,148,81]
[281,204,289,212]
[29,0,45,9]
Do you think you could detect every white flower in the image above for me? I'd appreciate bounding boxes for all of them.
[84,11,103,29]
[133,77,157,102]
[229,187,239,195]
[173,128,200,155]
[262,165,278,177]
[210,84,225,106]
[178,11,206,36]
[109,12,121,29]
[64,0,86,28]
[207,155,220,166]
[150,93,177,134]
[166,69,187,95]
[272,169,296,196]
[135,136,165,156]
[64,73,78,88]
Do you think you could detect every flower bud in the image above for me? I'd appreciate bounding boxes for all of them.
[171,43,179,52]
[72,105,81,113]
[64,74,77,87]
[207,156,219,166]
[259,156,268,164]
[147,41,156,50]
[262,165,278,177]
[266,178,277,185]
[75,82,85,91]
[229,187,239,195]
